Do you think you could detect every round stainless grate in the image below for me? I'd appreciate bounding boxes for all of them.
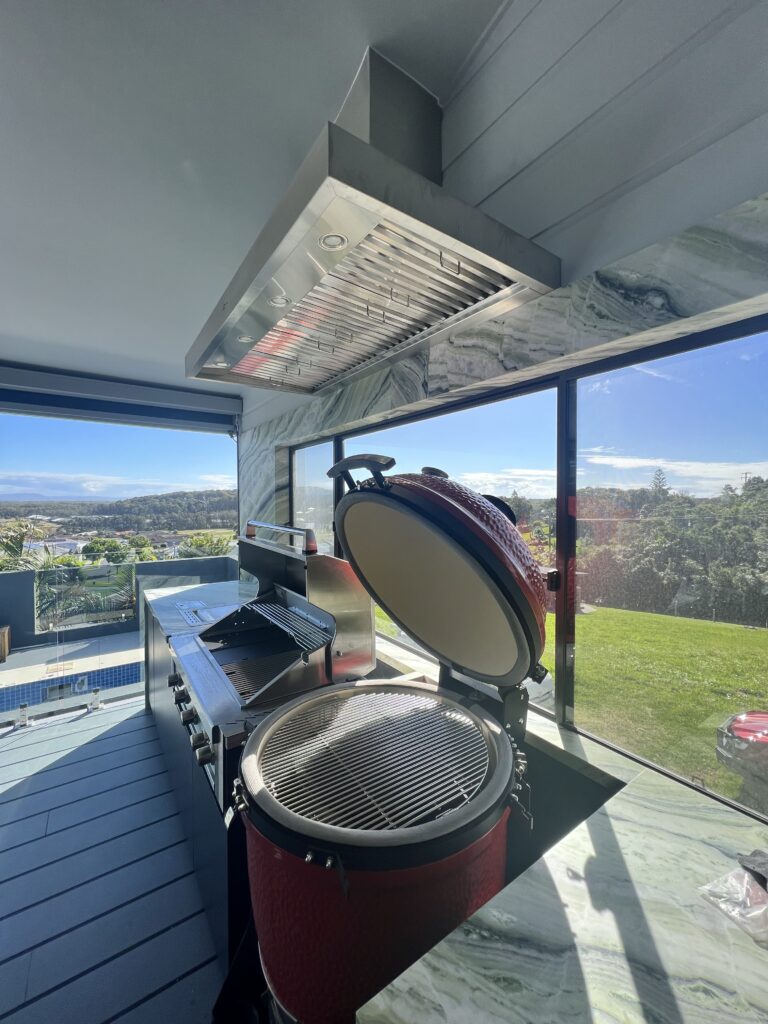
[253,688,492,832]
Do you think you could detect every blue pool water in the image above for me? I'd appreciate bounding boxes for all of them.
[0,662,143,715]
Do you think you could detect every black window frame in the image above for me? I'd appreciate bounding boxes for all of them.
[287,311,768,825]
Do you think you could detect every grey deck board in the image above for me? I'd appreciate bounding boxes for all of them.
[0,814,47,854]
[0,754,167,827]
[111,959,222,1024]
[0,697,221,1022]
[0,792,178,880]
[0,814,184,917]
[0,706,151,754]
[4,915,216,1024]
[1,822,190,962]
[25,875,207,998]
[0,955,31,1016]
[45,769,172,833]
[0,734,160,792]
[0,723,156,774]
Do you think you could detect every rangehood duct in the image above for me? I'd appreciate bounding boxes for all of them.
[186,51,560,395]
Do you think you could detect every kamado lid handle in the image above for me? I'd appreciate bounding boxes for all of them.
[327,454,395,491]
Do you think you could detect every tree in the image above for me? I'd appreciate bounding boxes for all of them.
[177,533,235,558]
[53,554,85,568]
[650,468,669,497]
[128,535,152,550]
[82,538,124,561]
[0,519,47,570]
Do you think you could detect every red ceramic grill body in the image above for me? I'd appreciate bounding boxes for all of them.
[243,807,510,1024]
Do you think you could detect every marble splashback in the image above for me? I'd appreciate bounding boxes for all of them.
[239,192,768,527]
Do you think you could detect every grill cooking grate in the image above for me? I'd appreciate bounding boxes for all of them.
[248,600,331,652]
[258,690,491,831]
[231,220,517,392]
[222,651,302,704]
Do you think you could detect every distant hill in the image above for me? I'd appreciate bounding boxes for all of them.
[0,489,238,533]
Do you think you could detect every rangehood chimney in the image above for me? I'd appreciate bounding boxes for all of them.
[186,50,560,394]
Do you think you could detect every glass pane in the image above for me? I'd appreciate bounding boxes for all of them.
[576,331,768,816]
[292,443,335,554]
[345,390,557,708]
[0,414,237,723]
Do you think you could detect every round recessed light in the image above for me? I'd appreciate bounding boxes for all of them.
[268,295,291,308]
[319,232,348,252]
[214,360,229,368]
[238,335,254,344]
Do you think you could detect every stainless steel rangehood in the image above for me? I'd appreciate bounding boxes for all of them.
[187,52,560,395]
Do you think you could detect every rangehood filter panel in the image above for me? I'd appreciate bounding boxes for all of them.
[187,124,560,394]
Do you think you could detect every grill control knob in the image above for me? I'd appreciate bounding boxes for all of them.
[195,744,214,766]
[168,672,182,688]
[180,707,198,725]
[173,689,189,705]
[190,732,209,750]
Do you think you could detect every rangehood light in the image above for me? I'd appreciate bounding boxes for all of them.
[318,232,348,252]
[238,335,255,344]
[268,295,291,308]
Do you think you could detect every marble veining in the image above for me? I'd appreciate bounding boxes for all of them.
[239,191,768,527]
[358,758,768,1024]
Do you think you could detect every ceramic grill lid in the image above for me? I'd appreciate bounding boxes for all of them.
[329,454,547,689]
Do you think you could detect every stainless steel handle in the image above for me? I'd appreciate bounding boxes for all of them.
[244,520,317,555]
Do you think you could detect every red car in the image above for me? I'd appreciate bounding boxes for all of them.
[717,710,768,812]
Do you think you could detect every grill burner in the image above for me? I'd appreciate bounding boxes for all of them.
[257,690,490,832]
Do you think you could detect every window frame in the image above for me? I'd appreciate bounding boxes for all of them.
[287,311,768,824]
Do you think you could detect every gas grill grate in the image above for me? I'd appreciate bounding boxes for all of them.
[249,600,331,652]
[222,651,303,704]
[258,689,491,831]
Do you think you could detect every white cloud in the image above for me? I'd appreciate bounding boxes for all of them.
[632,365,678,382]
[458,468,556,498]
[582,454,768,496]
[199,474,237,488]
[578,445,619,455]
[0,471,235,500]
[586,378,612,395]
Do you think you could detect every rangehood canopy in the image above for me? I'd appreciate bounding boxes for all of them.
[187,54,560,395]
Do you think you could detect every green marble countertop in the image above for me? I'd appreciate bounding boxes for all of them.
[359,714,768,1024]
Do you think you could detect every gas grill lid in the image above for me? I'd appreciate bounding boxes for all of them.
[240,681,513,849]
[329,455,547,689]
[185,122,559,395]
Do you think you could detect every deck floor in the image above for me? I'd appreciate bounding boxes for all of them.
[0,696,222,1023]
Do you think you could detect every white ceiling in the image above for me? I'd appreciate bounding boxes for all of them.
[0,0,501,410]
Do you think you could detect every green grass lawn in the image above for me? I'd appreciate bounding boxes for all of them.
[378,602,767,803]
[561,608,767,800]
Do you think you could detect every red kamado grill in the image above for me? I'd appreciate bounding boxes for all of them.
[235,454,550,1024]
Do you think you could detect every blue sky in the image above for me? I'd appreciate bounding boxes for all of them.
[2,330,765,501]
[0,416,236,500]
[345,329,768,499]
